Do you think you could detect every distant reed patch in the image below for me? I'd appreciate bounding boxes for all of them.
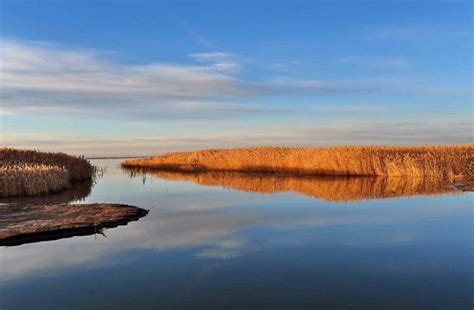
[122,145,473,180]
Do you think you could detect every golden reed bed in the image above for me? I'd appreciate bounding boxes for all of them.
[0,148,94,197]
[125,168,458,202]
[122,145,473,179]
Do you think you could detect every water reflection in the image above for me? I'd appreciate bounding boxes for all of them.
[0,164,107,205]
[0,179,94,205]
[0,181,464,281]
[124,168,457,201]
[1,160,471,310]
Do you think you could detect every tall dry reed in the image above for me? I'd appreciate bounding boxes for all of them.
[122,145,474,180]
[0,148,94,197]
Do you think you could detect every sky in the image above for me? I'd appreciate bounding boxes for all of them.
[0,0,472,157]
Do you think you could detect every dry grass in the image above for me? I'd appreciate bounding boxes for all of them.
[0,148,94,197]
[125,168,457,202]
[122,145,474,180]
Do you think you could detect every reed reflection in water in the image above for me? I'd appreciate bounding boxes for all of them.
[124,168,458,202]
[0,179,94,205]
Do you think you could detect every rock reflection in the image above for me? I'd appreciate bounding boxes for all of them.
[124,168,457,201]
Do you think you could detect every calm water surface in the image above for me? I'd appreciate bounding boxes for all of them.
[0,159,472,309]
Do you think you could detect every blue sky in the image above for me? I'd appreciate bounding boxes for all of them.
[0,0,472,156]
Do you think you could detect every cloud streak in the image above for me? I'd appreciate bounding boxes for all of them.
[188,52,241,73]
[1,40,261,117]
[338,56,411,69]
[3,40,469,118]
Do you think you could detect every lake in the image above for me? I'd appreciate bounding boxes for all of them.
[0,159,472,309]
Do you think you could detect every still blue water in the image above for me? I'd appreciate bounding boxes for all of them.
[0,159,472,309]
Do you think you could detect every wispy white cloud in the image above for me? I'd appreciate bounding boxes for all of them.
[0,40,265,117]
[274,77,471,96]
[188,52,234,63]
[2,42,247,96]
[1,39,469,120]
[1,40,106,72]
[364,25,471,41]
[338,56,411,69]
[189,51,241,73]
